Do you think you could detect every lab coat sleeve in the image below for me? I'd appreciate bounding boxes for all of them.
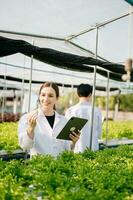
[18,114,34,151]
[64,140,71,150]
[65,108,72,119]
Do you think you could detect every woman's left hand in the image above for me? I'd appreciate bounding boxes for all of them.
[69,131,80,144]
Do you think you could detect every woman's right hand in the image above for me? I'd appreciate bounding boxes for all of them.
[27,110,38,139]
[27,109,38,128]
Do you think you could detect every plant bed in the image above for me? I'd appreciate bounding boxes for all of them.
[0,149,30,161]
[0,145,132,199]
[99,138,133,149]
[0,121,133,159]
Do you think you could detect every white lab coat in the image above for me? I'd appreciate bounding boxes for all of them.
[65,101,102,152]
[18,109,70,157]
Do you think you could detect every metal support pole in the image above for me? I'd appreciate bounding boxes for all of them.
[1,94,5,122]
[105,71,110,145]
[20,56,26,114]
[90,27,98,150]
[25,41,34,160]
[28,41,34,112]
[1,72,7,122]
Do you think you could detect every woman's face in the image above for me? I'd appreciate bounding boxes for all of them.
[39,86,57,110]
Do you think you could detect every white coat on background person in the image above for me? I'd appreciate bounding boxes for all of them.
[18,82,80,157]
[65,84,102,152]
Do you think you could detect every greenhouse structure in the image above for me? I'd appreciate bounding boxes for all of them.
[0,0,133,199]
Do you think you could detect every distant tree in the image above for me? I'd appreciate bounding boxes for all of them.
[57,91,78,114]
[119,94,133,112]
[96,93,133,112]
[56,90,133,114]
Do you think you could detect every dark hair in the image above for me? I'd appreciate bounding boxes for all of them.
[77,84,93,97]
[39,82,59,98]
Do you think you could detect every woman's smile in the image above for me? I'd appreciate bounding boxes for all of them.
[39,87,57,113]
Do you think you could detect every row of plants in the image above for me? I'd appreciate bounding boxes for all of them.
[0,122,19,152]
[0,121,133,152]
[0,145,132,199]
[102,120,133,139]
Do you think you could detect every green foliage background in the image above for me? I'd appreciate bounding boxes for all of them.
[96,93,133,112]
[57,91,133,113]
[0,121,133,152]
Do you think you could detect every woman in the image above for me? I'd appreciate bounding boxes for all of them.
[18,82,79,157]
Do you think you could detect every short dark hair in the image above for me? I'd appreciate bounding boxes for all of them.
[77,84,93,97]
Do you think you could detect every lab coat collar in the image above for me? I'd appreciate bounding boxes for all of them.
[53,111,63,128]
[37,108,62,130]
[37,107,55,117]
[78,101,91,106]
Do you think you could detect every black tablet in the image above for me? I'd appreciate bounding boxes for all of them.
[56,117,88,140]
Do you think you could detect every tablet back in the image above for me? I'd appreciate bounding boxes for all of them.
[56,117,88,140]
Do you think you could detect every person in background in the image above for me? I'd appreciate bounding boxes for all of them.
[18,82,79,157]
[65,83,102,152]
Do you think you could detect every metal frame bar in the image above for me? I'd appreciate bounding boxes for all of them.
[66,9,133,41]
[0,30,64,41]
